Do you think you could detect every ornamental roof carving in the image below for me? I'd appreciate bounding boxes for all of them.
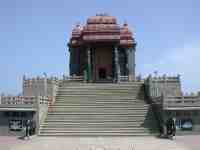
[69,14,135,47]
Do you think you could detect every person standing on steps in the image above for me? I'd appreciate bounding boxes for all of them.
[166,117,176,140]
[25,119,31,140]
[172,117,176,139]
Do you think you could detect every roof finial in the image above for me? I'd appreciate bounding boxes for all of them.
[96,13,108,16]
[123,20,128,26]
[75,22,81,27]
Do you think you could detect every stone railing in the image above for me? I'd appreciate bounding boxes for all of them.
[23,76,59,94]
[146,74,180,82]
[0,95,50,107]
[23,76,59,88]
[62,75,84,82]
[23,75,59,105]
[119,76,128,82]
[38,96,49,105]
[144,74,181,98]
[163,96,200,109]
[1,96,37,105]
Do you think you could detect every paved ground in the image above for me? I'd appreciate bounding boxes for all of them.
[175,135,200,150]
[0,135,199,150]
[0,136,26,150]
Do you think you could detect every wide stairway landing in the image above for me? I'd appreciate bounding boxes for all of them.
[39,82,158,136]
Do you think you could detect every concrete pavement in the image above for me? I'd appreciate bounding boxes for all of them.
[1,135,200,150]
[8,136,190,150]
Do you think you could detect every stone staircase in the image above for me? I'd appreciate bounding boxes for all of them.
[39,82,158,136]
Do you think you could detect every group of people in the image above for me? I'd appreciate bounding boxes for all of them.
[24,119,36,140]
[161,117,176,140]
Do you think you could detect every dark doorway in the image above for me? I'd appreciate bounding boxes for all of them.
[99,68,106,79]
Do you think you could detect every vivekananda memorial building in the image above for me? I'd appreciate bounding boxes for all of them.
[0,14,200,136]
[69,14,136,82]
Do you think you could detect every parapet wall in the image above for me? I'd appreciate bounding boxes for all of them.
[23,75,59,99]
[145,74,182,98]
[163,95,200,109]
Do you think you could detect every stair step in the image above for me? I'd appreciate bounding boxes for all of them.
[54,100,144,103]
[47,110,149,114]
[59,84,143,88]
[40,125,156,128]
[39,129,155,133]
[44,116,154,120]
[55,99,142,101]
[39,82,158,136]
[56,94,140,97]
[39,133,155,136]
[57,89,141,91]
[45,115,155,120]
[47,111,151,115]
[41,122,149,125]
[52,102,146,106]
[49,105,149,108]
[57,92,140,95]
[55,96,139,99]
[48,108,149,111]
[40,127,151,132]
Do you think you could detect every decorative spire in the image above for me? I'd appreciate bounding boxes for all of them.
[123,20,128,27]
[96,13,109,16]
[75,22,80,27]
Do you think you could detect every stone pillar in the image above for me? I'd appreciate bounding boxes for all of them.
[69,47,73,76]
[92,49,96,81]
[114,46,120,83]
[87,47,92,82]
[125,49,129,80]
[127,48,135,81]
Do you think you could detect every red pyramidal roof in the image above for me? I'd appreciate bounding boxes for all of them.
[69,14,135,48]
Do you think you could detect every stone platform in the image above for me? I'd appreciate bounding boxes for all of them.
[1,136,198,150]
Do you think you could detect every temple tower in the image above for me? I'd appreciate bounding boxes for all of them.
[68,14,136,82]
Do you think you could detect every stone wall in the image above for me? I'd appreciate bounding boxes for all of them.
[1,96,37,105]
[22,75,59,104]
[35,96,49,134]
[145,74,182,98]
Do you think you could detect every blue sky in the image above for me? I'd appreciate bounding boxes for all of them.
[0,0,199,94]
